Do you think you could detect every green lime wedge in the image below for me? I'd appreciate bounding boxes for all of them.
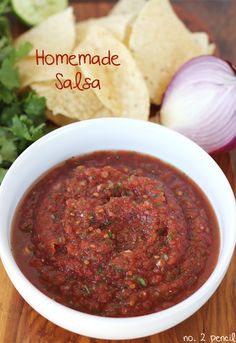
[11,0,68,26]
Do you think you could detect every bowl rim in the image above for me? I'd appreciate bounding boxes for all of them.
[0,118,235,339]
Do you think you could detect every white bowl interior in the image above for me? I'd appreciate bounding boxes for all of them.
[0,118,235,339]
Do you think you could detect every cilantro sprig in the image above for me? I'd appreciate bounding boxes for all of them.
[0,5,49,182]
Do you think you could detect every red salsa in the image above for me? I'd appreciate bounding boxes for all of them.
[12,151,220,317]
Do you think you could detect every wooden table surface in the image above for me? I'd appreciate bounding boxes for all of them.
[0,1,235,342]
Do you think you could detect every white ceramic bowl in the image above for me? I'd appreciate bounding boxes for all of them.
[0,118,235,339]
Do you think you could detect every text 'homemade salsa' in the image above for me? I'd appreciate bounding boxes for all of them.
[12,151,220,317]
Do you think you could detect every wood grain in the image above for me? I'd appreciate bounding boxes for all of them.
[1,1,235,342]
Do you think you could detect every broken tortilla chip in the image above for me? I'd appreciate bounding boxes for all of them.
[110,0,148,16]
[192,32,215,55]
[75,14,133,45]
[78,26,150,120]
[129,0,213,105]
[31,80,108,121]
[15,7,75,56]
[17,57,75,88]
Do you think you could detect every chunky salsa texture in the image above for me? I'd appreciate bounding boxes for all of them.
[12,151,220,317]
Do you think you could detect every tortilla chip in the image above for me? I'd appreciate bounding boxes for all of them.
[192,32,215,54]
[129,0,211,104]
[109,0,148,46]
[75,14,133,45]
[31,80,108,121]
[17,57,75,88]
[92,108,117,119]
[208,43,216,55]
[78,27,150,120]
[15,7,75,56]
[192,32,209,50]
[46,110,76,126]
[110,0,148,16]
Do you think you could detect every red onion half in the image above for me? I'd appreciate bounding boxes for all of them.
[160,56,236,153]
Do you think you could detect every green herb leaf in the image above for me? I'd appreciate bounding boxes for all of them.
[11,116,31,140]
[0,44,12,63]
[89,212,96,224]
[11,42,32,63]
[0,12,48,183]
[0,127,16,160]
[0,58,20,89]
[0,137,17,162]
[114,266,124,273]
[0,83,15,103]
[0,167,7,182]
[0,0,11,15]
[0,36,8,51]
[0,17,11,47]
[0,103,20,124]
[136,276,147,287]
[108,230,113,239]
[98,266,103,274]
[167,232,173,241]
[29,123,46,141]
[23,92,46,119]
[114,182,122,192]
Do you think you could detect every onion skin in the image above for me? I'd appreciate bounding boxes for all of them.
[160,56,236,154]
[228,61,236,74]
[211,136,236,155]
